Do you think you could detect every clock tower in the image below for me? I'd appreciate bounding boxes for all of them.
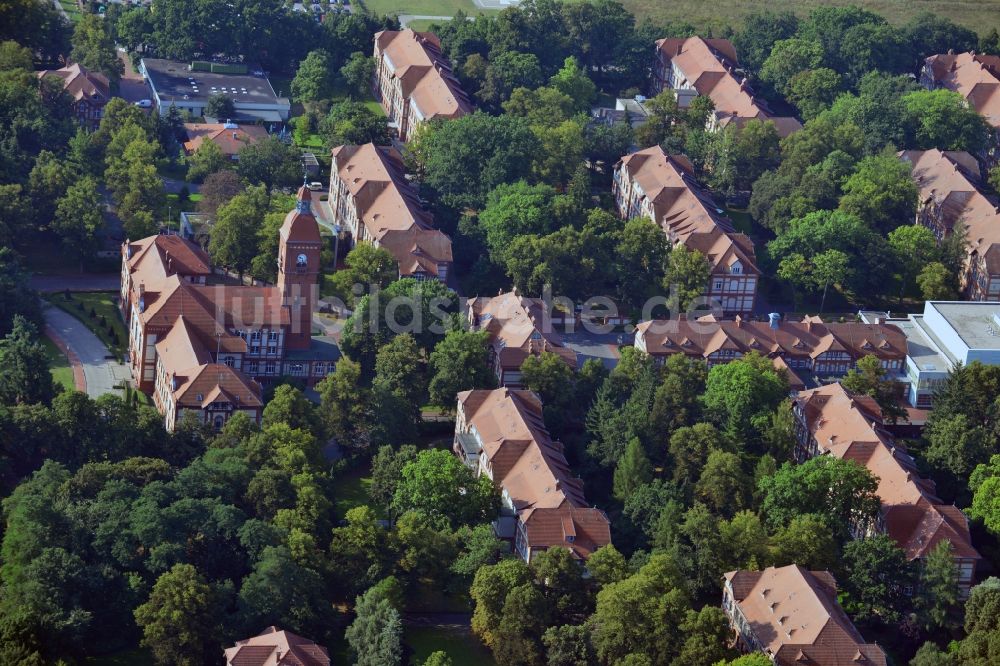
[277,184,323,350]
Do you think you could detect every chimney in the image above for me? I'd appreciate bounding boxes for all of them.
[768,313,781,330]
[948,48,955,55]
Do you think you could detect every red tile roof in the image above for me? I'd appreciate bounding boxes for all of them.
[520,505,612,560]
[724,565,886,666]
[899,148,1000,275]
[655,37,802,137]
[795,383,979,561]
[635,315,907,362]
[923,52,1000,128]
[467,291,577,374]
[374,29,473,122]
[281,186,323,245]
[225,626,329,666]
[615,147,760,277]
[38,62,109,103]
[124,235,213,290]
[183,122,269,156]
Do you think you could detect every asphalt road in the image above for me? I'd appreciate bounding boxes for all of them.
[43,304,133,398]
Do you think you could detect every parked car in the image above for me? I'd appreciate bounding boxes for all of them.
[308,182,324,191]
[134,99,153,109]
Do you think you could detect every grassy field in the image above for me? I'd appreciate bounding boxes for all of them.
[405,626,497,666]
[364,0,490,17]
[85,648,154,666]
[40,335,76,392]
[58,0,83,22]
[333,468,378,519]
[610,0,1000,31]
[46,292,129,357]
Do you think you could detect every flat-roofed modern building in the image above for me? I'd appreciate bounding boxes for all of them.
[861,300,1000,407]
[139,59,290,123]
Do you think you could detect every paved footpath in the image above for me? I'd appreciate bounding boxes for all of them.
[42,304,133,398]
[31,274,120,293]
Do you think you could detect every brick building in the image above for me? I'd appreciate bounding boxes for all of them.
[920,51,1000,164]
[372,29,473,142]
[613,148,760,315]
[38,62,110,130]
[454,388,610,563]
[329,143,452,281]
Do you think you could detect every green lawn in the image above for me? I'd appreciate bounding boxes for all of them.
[45,292,129,357]
[334,468,378,519]
[405,626,496,666]
[611,0,1000,31]
[40,335,75,392]
[364,0,491,16]
[58,0,83,22]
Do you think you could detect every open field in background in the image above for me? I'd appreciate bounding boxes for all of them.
[363,0,492,17]
[58,0,83,22]
[614,0,1000,31]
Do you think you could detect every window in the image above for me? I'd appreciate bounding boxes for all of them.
[267,345,277,356]
[251,330,261,341]
[265,361,276,374]
[213,415,224,430]
[223,357,235,367]
[713,280,723,290]
[268,331,278,341]
[250,345,260,355]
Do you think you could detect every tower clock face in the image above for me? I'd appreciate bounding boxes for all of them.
[296,253,308,267]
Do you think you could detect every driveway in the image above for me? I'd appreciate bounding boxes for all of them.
[43,304,133,398]
[562,328,624,370]
[117,49,152,106]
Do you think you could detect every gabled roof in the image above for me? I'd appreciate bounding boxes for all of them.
[38,62,110,103]
[615,147,760,276]
[374,29,473,121]
[154,315,213,372]
[225,626,330,666]
[183,122,269,156]
[635,316,906,361]
[330,143,453,275]
[170,362,262,409]
[724,565,886,666]
[467,291,578,371]
[520,505,611,560]
[655,37,801,137]
[899,148,1000,274]
[124,234,213,290]
[795,383,979,562]
[457,388,586,510]
[923,52,1000,127]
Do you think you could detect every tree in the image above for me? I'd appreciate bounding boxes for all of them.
[702,353,788,443]
[769,514,838,570]
[317,357,371,449]
[521,351,575,414]
[392,449,498,527]
[133,564,220,666]
[237,545,326,635]
[716,655,773,666]
[841,535,912,623]
[237,136,302,190]
[478,51,543,109]
[291,49,335,104]
[695,450,752,517]
[53,176,103,269]
[369,444,418,511]
[586,544,628,587]
[186,139,230,183]
[970,455,1000,535]
[373,333,426,439]
[903,88,990,153]
[839,152,919,233]
[341,51,375,97]
[209,184,269,276]
[198,170,243,217]
[548,56,596,112]
[345,584,403,666]
[704,120,781,194]
[915,540,961,631]
[0,249,40,336]
[889,224,940,301]
[759,38,823,96]
[319,100,392,148]
[910,643,954,666]
[0,317,54,406]
[71,15,124,84]
[613,438,653,502]
[615,216,667,310]
[676,606,735,666]
[760,457,881,543]
[262,384,321,433]
[408,112,536,210]
[428,330,494,408]
[664,245,710,312]
[842,355,906,424]
[205,93,236,120]
[787,68,842,120]
[543,624,596,666]
[423,652,454,666]
[733,11,800,72]
[917,262,957,300]
[0,40,33,71]
[471,558,534,649]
